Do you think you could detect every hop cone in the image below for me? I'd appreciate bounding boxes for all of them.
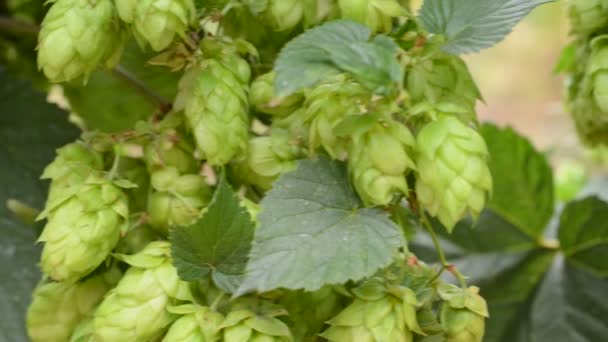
[147,166,211,233]
[250,71,303,116]
[219,299,293,342]
[248,130,300,179]
[178,40,251,165]
[94,241,193,341]
[144,131,198,174]
[163,305,224,342]
[438,285,488,342]
[38,176,129,281]
[566,0,608,35]
[26,269,120,342]
[37,0,125,82]
[415,116,492,231]
[321,283,423,342]
[69,316,94,342]
[348,119,416,206]
[305,76,369,159]
[338,0,405,32]
[129,0,195,51]
[264,0,304,31]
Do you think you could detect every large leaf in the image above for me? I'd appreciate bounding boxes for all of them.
[0,68,79,341]
[481,124,554,240]
[63,42,180,132]
[237,157,404,294]
[418,0,551,55]
[171,175,255,293]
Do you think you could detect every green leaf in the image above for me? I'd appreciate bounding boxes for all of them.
[531,256,608,342]
[237,157,404,294]
[418,0,552,55]
[558,196,608,277]
[0,68,79,342]
[481,124,554,240]
[63,41,180,132]
[171,174,255,293]
[274,20,402,96]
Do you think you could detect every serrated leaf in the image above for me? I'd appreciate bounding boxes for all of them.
[237,157,404,294]
[418,0,552,55]
[274,20,402,96]
[481,124,554,240]
[0,68,79,342]
[171,174,255,293]
[558,196,608,277]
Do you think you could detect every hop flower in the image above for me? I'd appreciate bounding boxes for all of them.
[264,0,304,31]
[219,299,294,342]
[348,119,416,206]
[69,316,94,342]
[177,39,251,165]
[305,75,369,159]
[321,282,423,342]
[415,116,492,231]
[94,241,193,341]
[438,284,488,342]
[37,0,126,82]
[147,166,212,234]
[38,176,129,281]
[338,0,406,32]
[163,305,224,342]
[250,71,303,116]
[26,269,120,342]
[566,0,608,35]
[248,129,300,179]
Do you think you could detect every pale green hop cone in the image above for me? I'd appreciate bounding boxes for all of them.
[94,241,193,342]
[131,0,195,51]
[248,129,300,179]
[566,0,608,35]
[250,71,303,116]
[264,0,304,31]
[338,0,406,32]
[219,300,294,342]
[415,116,492,231]
[438,284,488,342]
[163,305,225,342]
[348,119,416,206]
[37,0,126,82]
[38,176,129,281]
[69,315,94,342]
[27,268,121,342]
[589,36,608,113]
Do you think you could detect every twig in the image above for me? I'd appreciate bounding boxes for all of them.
[0,16,40,35]
[111,65,172,113]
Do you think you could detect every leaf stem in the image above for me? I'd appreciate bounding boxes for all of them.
[0,17,40,35]
[210,291,226,310]
[111,65,172,114]
[107,150,121,181]
[419,211,468,288]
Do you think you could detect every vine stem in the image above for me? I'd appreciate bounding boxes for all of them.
[419,210,468,288]
[111,65,172,113]
[107,150,121,181]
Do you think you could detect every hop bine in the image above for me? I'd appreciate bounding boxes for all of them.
[37,0,126,82]
[415,116,492,231]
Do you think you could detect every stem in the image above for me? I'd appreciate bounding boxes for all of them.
[107,151,121,180]
[111,65,172,113]
[0,17,40,35]
[210,291,226,310]
[419,211,468,288]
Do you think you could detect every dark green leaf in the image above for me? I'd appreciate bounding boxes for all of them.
[237,157,404,294]
[481,124,555,240]
[63,41,180,132]
[0,68,79,341]
[171,175,255,293]
[558,196,608,277]
[418,0,552,55]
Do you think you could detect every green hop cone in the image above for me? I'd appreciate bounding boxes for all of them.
[305,75,369,159]
[338,0,406,32]
[438,284,488,342]
[415,116,492,231]
[37,0,126,82]
[589,36,608,113]
[177,40,251,165]
[348,119,416,206]
[250,71,304,116]
[69,316,94,342]
[94,241,193,342]
[321,282,423,342]
[264,0,304,31]
[148,166,212,233]
[38,176,129,281]
[566,0,608,35]
[219,299,294,342]
[163,305,225,342]
[248,129,300,179]
[27,268,121,342]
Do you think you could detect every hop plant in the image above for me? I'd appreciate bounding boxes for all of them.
[162,305,224,342]
[219,299,294,342]
[250,71,304,116]
[566,0,608,35]
[348,119,416,206]
[69,316,94,342]
[438,284,488,342]
[26,268,121,342]
[94,241,193,341]
[321,281,423,341]
[415,116,492,230]
[264,0,304,31]
[37,0,125,82]
[248,129,300,179]
[338,0,406,32]
[37,175,129,281]
[177,39,251,165]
